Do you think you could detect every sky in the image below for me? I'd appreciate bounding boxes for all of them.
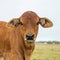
[0,0,60,41]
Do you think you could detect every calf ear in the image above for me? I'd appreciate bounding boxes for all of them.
[9,18,20,27]
[39,17,53,28]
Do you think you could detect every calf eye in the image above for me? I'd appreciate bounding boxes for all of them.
[37,22,40,25]
[20,22,23,25]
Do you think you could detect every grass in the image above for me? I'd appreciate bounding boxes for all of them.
[31,44,60,60]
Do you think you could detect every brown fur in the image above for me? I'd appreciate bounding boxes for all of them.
[0,11,53,60]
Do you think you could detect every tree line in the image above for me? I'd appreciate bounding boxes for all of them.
[36,41,60,44]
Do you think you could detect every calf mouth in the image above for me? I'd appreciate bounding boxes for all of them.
[25,38,36,43]
[27,39,35,43]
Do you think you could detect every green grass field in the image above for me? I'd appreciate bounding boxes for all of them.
[31,44,60,60]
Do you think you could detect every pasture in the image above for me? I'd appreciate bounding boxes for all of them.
[31,44,60,60]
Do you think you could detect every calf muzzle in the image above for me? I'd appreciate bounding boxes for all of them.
[26,34,34,43]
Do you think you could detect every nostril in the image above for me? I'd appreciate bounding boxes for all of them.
[26,34,34,40]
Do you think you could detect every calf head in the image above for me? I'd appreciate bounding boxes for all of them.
[9,11,53,43]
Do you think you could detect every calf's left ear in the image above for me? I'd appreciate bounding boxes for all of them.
[39,17,53,28]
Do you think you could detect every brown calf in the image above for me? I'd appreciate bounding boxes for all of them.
[0,11,53,60]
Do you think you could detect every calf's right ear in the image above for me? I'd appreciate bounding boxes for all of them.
[9,18,20,27]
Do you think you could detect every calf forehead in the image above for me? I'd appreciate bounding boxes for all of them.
[20,11,39,24]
